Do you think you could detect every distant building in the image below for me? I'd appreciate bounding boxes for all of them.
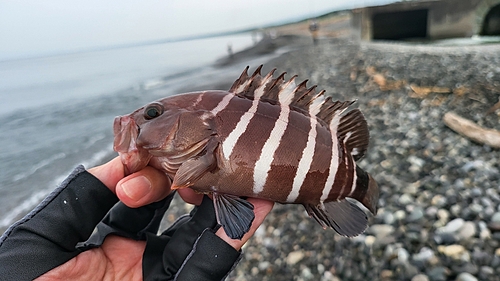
[351,0,500,40]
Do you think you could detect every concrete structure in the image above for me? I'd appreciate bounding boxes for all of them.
[351,0,500,40]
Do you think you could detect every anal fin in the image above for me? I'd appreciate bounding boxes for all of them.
[213,193,255,240]
[304,199,368,237]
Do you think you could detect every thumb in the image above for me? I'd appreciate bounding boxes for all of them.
[116,166,172,208]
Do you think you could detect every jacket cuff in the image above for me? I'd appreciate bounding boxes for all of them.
[175,229,242,281]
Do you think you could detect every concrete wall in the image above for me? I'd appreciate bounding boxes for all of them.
[351,0,500,41]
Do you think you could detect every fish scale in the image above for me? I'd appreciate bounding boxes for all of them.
[113,65,379,240]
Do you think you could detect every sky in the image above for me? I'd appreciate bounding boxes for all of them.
[0,0,393,60]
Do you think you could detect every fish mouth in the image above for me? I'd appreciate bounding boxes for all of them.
[113,115,151,174]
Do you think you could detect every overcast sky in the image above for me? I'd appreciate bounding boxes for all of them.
[0,0,392,60]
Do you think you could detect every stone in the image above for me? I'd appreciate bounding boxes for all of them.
[491,212,500,223]
[437,245,469,261]
[407,207,424,222]
[286,251,304,265]
[434,232,457,245]
[436,209,450,223]
[364,235,376,246]
[258,261,270,271]
[441,218,465,233]
[456,272,478,281]
[368,224,395,239]
[457,221,476,240]
[431,195,447,207]
[426,266,448,281]
[399,194,413,205]
[412,247,435,262]
[397,248,410,263]
[394,210,406,221]
[478,266,494,279]
[411,274,430,281]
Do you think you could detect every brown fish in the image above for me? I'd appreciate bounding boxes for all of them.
[113,66,379,240]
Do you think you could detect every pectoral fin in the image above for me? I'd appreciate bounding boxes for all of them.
[172,153,217,190]
[171,138,218,189]
[304,199,368,237]
[213,192,255,240]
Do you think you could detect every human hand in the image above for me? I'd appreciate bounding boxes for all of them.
[35,157,273,280]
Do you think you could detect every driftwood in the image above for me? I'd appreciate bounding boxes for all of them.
[443,112,500,148]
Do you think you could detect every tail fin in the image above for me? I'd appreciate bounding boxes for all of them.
[352,166,379,214]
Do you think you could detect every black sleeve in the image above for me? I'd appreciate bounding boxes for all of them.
[0,166,118,281]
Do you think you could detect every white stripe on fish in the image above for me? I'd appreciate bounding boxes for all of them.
[211,93,235,116]
[253,78,296,194]
[287,97,324,202]
[222,76,271,159]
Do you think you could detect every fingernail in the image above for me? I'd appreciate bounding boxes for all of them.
[120,176,151,200]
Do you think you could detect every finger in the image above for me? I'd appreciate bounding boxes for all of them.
[116,166,172,208]
[216,198,274,250]
[178,188,204,205]
[88,156,125,193]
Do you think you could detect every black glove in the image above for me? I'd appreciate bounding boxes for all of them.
[0,166,241,281]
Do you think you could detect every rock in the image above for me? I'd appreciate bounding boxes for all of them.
[394,210,406,221]
[368,224,395,239]
[457,221,476,241]
[286,251,304,265]
[488,221,500,232]
[456,272,478,281]
[431,195,447,207]
[412,247,436,263]
[437,218,464,233]
[437,245,469,261]
[397,248,410,263]
[434,232,457,245]
[301,267,313,279]
[380,269,393,279]
[478,266,494,279]
[407,207,424,222]
[478,221,491,239]
[399,194,413,205]
[491,212,500,222]
[258,261,270,271]
[382,212,395,225]
[436,209,450,223]
[364,235,376,247]
[426,266,449,281]
[411,274,430,281]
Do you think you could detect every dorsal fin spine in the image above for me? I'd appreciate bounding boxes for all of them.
[251,65,263,78]
[227,66,361,132]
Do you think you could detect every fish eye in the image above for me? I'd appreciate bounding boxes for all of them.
[144,103,164,120]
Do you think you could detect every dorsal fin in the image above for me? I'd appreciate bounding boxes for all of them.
[338,109,369,160]
[229,65,352,120]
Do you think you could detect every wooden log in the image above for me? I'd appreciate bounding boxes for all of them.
[443,112,500,148]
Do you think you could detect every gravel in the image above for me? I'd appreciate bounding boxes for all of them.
[166,37,500,281]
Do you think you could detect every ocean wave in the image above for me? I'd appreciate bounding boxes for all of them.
[12,152,66,182]
[2,148,114,230]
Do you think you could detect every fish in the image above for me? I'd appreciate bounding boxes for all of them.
[113,65,379,240]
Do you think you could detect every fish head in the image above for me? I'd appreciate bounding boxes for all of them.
[113,94,217,176]
[113,99,184,174]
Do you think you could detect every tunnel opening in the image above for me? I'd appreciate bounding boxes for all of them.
[481,4,500,35]
[372,9,428,40]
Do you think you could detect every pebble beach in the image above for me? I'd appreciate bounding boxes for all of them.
[165,29,500,281]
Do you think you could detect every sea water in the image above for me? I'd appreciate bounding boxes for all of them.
[0,32,281,232]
